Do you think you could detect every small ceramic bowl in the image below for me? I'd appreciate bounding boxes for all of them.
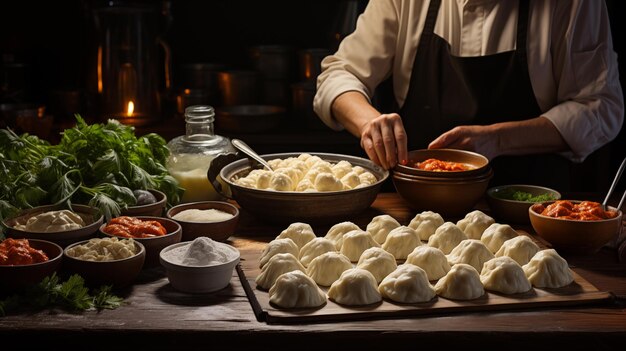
[159,239,240,293]
[0,238,63,293]
[487,184,561,224]
[529,200,623,254]
[3,204,104,248]
[121,189,167,217]
[394,149,491,178]
[100,216,182,268]
[63,238,145,288]
[166,201,240,242]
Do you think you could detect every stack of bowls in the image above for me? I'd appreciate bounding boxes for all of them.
[392,149,493,219]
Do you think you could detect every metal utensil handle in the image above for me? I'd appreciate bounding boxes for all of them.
[604,156,626,209]
[231,139,273,171]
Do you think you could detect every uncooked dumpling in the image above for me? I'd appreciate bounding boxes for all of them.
[408,211,444,241]
[299,237,337,267]
[340,229,380,262]
[523,249,574,288]
[324,221,361,249]
[427,222,468,254]
[314,172,344,191]
[496,235,540,266]
[382,226,422,260]
[259,238,299,269]
[327,268,382,306]
[276,222,316,249]
[366,214,401,244]
[447,239,495,272]
[255,253,306,290]
[269,270,327,309]
[406,245,451,280]
[307,251,353,286]
[269,172,294,191]
[434,263,485,300]
[481,223,518,253]
[480,256,532,294]
[378,264,436,303]
[356,247,397,283]
[456,210,495,240]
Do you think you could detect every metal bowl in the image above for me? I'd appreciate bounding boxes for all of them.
[207,152,389,224]
[215,105,285,134]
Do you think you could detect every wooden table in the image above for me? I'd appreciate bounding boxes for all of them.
[1,193,625,350]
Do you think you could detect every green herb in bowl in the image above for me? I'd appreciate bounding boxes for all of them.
[494,188,558,202]
[486,184,561,224]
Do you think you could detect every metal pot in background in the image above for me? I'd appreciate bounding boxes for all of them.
[249,45,295,81]
[217,70,260,106]
[292,80,327,131]
[175,63,226,106]
[298,48,331,81]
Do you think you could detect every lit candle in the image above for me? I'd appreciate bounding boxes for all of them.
[127,101,135,117]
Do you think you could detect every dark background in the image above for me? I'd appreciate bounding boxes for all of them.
[0,0,624,194]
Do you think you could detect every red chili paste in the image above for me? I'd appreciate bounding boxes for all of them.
[0,238,49,265]
[413,158,470,172]
[103,216,167,238]
[534,200,618,221]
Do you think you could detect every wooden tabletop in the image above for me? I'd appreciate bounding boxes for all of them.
[1,193,625,350]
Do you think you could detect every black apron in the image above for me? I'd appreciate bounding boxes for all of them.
[399,0,572,190]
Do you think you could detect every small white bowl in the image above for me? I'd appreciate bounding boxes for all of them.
[159,239,240,293]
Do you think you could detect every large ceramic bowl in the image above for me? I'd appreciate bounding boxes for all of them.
[166,201,240,242]
[529,200,623,254]
[121,189,167,217]
[487,184,561,224]
[3,204,104,248]
[394,149,490,178]
[0,238,63,293]
[207,152,389,224]
[100,216,182,268]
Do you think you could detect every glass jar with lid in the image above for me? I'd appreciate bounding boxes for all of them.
[166,105,235,202]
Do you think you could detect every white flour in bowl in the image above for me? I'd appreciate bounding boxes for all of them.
[162,237,236,266]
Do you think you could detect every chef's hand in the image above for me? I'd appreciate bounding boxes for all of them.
[360,113,409,170]
[428,125,499,160]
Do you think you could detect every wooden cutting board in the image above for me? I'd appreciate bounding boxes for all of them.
[236,233,613,325]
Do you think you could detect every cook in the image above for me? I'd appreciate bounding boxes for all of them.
[314,0,623,189]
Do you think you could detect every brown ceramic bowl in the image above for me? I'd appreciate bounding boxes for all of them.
[63,238,145,288]
[121,189,167,217]
[392,169,493,219]
[529,201,623,254]
[166,201,240,242]
[0,239,63,293]
[3,204,104,248]
[394,149,490,178]
[100,216,182,268]
[487,184,561,224]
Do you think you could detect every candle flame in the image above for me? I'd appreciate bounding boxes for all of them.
[127,101,134,117]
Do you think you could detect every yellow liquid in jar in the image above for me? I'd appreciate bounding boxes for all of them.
[168,154,222,202]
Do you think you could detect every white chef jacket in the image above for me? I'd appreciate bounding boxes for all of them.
[313,0,624,162]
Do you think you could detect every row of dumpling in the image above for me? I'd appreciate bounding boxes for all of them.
[233,153,378,192]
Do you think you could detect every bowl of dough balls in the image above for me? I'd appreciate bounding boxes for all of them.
[160,236,241,293]
[166,201,240,242]
[207,152,389,224]
[392,149,493,219]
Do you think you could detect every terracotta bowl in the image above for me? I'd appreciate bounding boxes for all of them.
[0,239,63,293]
[63,239,145,288]
[394,149,490,178]
[487,184,561,224]
[3,204,104,248]
[529,201,623,254]
[121,189,167,217]
[166,201,240,242]
[100,216,182,268]
[392,169,493,219]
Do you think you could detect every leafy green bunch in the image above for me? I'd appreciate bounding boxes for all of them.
[0,115,183,223]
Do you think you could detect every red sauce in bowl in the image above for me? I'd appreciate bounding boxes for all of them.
[413,158,470,172]
[534,200,618,221]
[0,238,49,265]
[103,216,167,238]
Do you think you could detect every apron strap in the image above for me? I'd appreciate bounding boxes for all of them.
[418,0,442,52]
[516,0,530,63]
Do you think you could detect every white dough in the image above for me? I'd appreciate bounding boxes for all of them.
[366,214,401,244]
[314,172,344,191]
[356,247,397,283]
[408,211,445,240]
[447,239,495,273]
[255,253,306,290]
[379,264,436,303]
[324,221,361,249]
[427,222,468,254]
[481,223,519,253]
[327,268,382,306]
[523,249,574,288]
[480,256,532,294]
[381,226,422,260]
[340,171,361,189]
[340,230,380,262]
[434,263,485,300]
[299,237,337,267]
[258,238,299,269]
[406,245,451,280]
[456,210,495,240]
[496,235,540,266]
[331,160,353,179]
[269,172,294,191]
[306,251,353,287]
[276,222,316,249]
[269,270,327,309]
[359,171,377,185]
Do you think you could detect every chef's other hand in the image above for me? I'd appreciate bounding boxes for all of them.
[360,113,408,170]
[428,125,498,160]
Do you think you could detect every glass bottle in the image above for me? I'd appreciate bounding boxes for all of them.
[166,105,235,202]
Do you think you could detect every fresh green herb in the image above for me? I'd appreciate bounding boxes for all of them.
[0,272,124,316]
[494,188,557,202]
